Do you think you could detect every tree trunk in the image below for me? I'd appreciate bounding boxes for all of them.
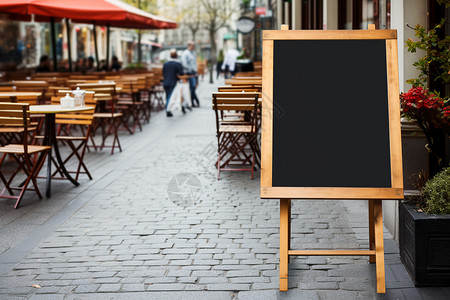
[191,29,197,43]
[209,28,216,84]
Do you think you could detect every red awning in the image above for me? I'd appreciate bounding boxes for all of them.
[0,0,177,29]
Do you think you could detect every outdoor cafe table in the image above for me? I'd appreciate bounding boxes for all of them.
[30,105,93,197]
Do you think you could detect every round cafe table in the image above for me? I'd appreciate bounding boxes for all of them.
[30,105,93,197]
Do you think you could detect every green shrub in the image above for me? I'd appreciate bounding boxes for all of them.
[421,167,450,214]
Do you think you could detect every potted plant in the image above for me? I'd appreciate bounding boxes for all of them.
[399,167,450,286]
[399,0,450,286]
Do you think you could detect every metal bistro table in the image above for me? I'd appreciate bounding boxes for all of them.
[30,105,93,197]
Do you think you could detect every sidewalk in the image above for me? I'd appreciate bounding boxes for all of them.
[0,78,448,300]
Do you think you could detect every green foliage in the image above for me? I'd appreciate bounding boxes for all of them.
[405,19,450,89]
[121,0,159,13]
[125,63,146,69]
[421,167,450,214]
[437,0,450,7]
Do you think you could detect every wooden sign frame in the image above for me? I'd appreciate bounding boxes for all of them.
[260,27,403,294]
[261,29,403,200]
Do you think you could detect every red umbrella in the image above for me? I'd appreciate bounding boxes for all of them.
[0,0,176,29]
[0,0,177,70]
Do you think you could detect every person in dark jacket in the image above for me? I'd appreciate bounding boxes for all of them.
[163,49,183,117]
[35,55,51,72]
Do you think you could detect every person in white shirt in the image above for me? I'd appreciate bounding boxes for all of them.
[181,41,200,107]
[221,48,240,78]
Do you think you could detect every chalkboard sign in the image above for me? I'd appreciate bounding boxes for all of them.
[260,30,403,200]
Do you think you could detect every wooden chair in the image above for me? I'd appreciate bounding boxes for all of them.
[212,92,260,179]
[0,103,51,208]
[114,78,143,134]
[0,95,40,146]
[75,83,123,154]
[11,81,49,104]
[150,69,165,111]
[38,96,96,181]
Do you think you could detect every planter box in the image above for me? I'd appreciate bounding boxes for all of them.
[399,202,450,286]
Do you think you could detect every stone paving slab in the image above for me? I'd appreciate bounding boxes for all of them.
[0,79,447,300]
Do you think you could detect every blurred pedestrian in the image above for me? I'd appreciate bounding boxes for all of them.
[216,49,224,79]
[221,48,240,79]
[111,56,121,71]
[181,41,200,107]
[86,56,96,72]
[35,55,51,72]
[75,58,85,72]
[163,49,184,117]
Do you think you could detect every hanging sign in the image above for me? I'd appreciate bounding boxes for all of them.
[236,16,255,34]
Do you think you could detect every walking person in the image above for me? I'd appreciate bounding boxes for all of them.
[181,41,200,107]
[221,48,240,79]
[163,49,183,117]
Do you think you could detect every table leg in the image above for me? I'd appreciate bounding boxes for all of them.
[44,114,80,198]
[51,119,80,188]
[45,114,52,197]
[280,198,290,291]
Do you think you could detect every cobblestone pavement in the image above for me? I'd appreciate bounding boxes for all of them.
[0,78,447,300]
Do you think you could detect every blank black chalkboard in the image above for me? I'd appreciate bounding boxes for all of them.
[272,39,391,188]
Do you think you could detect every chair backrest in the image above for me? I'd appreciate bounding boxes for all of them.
[234,72,262,77]
[12,81,49,104]
[10,95,39,105]
[113,78,137,94]
[0,87,14,92]
[217,86,259,93]
[224,79,262,86]
[0,103,31,150]
[75,83,117,113]
[54,90,96,106]
[50,96,96,127]
[212,92,260,111]
[47,86,71,97]
[212,92,260,133]
[69,75,100,80]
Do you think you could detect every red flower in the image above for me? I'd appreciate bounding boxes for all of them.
[400,87,449,134]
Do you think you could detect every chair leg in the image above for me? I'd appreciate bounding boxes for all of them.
[0,154,14,195]
[251,149,255,180]
[14,152,46,209]
[217,152,221,180]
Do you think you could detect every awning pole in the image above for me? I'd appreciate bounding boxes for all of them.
[92,21,100,70]
[65,18,73,72]
[106,24,110,70]
[50,17,58,72]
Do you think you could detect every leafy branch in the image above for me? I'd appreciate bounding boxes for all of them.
[405,19,450,90]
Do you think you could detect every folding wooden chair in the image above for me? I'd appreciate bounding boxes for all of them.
[0,95,40,146]
[37,96,96,181]
[75,83,124,154]
[114,78,143,134]
[212,92,260,179]
[12,81,49,104]
[0,103,51,208]
[150,69,165,111]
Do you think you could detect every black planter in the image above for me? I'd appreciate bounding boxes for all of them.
[399,202,450,286]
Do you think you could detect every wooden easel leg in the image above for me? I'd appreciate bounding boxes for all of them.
[369,200,376,263]
[280,199,289,291]
[288,199,291,252]
[374,199,386,293]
